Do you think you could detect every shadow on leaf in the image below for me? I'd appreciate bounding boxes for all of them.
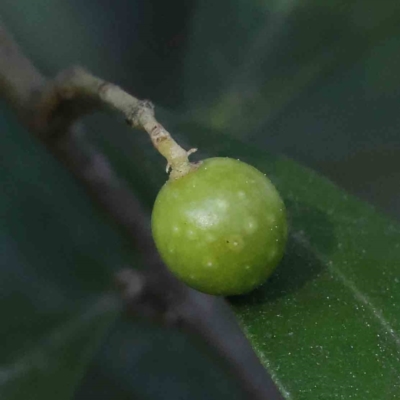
[230,201,336,305]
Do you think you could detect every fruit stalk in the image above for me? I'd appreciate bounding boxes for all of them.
[34,66,197,179]
[135,101,197,179]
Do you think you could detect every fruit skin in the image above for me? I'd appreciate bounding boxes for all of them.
[151,157,287,296]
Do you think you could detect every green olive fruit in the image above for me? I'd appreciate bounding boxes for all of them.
[151,157,287,296]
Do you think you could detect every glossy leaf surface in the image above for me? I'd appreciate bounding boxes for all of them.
[123,115,400,398]
[229,150,400,398]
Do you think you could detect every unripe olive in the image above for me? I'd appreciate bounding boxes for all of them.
[151,157,287,296]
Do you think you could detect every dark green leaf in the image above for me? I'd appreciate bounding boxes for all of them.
[174,3,400,396]
[118,116,400,398]
[0,107,126,399]
[0,295,120,400]
[183,0,400,138]
[229,151,400,398]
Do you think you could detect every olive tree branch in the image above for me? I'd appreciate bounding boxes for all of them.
[0,21,282,400]
[35,66,197,179]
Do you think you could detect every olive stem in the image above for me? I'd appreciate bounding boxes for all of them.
[34,66,196,179]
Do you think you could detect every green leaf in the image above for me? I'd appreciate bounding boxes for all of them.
[0,295,120,400]
[0,107,127,399]
[229,152,400,398]
[174,2,400,396]
[117,116,400,398]
[183,0,400,139]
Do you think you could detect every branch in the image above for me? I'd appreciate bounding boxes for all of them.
[0,24,45,118]
[0,21,283,400]
[35,66,197,179]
